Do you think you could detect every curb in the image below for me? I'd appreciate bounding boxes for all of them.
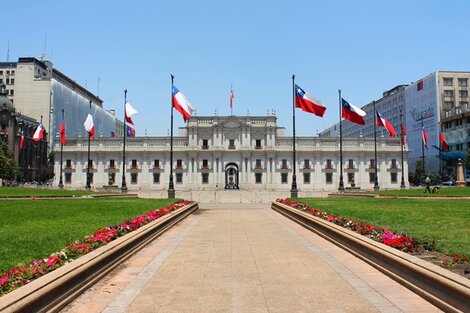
[0,202,199,313]
[271,201,470,313]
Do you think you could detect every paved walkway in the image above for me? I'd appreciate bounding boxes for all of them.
[61,204,441,313]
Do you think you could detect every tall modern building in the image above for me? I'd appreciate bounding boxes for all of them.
[319,85,407,139]
[53,115,407,199]
[320,71,470,176]
[0,57,120,151]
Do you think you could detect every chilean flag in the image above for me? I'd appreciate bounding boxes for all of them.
[172,85,194,122]
[401,124,407,145]
[342,99,366,125]
[294,84,326,117]
[376,111,396,137]
[32,123,44,142]
[127,125,135,137]
[440,132,448,152]
[125,102,138,125]
[60,118,66,145]
[19,130,25,151]
[229,88,234,109]
[422,127,428,149]
[84,111,95,139]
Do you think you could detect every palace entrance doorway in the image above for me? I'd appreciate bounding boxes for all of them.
[225,163,239,189]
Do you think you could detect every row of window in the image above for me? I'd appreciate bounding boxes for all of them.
[444,90,468,98]
[67,158,398,170]
[2,88,14,96]
[202,139,263,150]
[65,172,400,185]
[0,70,15,76]
[0,78,15,85]
[443,77,468,87]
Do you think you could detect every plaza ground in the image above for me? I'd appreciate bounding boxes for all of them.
[61,203,441,313]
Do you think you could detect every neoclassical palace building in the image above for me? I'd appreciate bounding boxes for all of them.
[53,115,408,197]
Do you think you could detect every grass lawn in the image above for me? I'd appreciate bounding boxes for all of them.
[0,198,178,273]
[0,187,96,198]
[373,187,470,197]
[295,197,470,257]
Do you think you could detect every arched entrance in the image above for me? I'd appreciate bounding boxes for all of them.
[225,163,239,189]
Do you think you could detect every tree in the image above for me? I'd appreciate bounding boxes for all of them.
[0,141,19,182]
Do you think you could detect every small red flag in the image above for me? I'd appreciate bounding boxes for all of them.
[19,130,25,151]
[422,127,428,149]
[60,120,66,145]
[401,124,407,145]
[439,132,448,152]
[230,89,234,109]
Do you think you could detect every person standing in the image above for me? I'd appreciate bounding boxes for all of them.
[424,176,431,193]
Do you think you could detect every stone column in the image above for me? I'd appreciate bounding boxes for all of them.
[456,158,465,187]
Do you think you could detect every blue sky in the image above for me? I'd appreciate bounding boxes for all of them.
[4,0,470,136]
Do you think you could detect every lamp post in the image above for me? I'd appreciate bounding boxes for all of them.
[373,101,380,191]
[85,101,91,191]
[338,90,345,192]
[168,75,175,199]
[400,109,406,189]
[121,90,128,193]
[290,74,298,198]
[58,109,64,189]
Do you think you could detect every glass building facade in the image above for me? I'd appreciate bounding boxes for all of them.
[50,79,117,148]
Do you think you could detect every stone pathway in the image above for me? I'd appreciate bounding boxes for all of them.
[61,204,441,313]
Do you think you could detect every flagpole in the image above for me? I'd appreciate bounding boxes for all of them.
[230,83,233,116]
[373,100,380,191]
[421,114,425,177]
[58,109,64,189]
[290,74,298,198]
[338,90,344,192]
[400,109,406,189]
[85,101,91,191]
[37,115,43,184]
[168,74,175,199]
[121,90,128,193]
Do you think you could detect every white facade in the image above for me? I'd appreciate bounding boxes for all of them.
[53,115,408,194]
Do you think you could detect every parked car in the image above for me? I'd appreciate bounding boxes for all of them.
[441,179,456,186]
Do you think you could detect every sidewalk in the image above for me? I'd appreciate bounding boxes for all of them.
[61,204,441,313]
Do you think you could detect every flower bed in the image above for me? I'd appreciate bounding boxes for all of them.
[276,199,470,273]
[0,200,190,295]
[276,198,417,253]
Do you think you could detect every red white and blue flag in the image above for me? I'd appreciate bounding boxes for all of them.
[422,127,428,149]
[294,84,326,117]
[60,118,66,145]
[32,123,44,142]
[19,129,25,151]
[127,125,135,137]
[376,111,396,137]
[125,102,138,125]
[172,85,194,122]
[439,132,448,152]
[342,99,366,125]
[84,111,95,139]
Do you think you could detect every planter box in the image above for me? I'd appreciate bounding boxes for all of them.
[271,201,470,313]
[0,202,198,313]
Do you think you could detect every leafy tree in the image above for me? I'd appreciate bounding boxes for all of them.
[0,141,19,181]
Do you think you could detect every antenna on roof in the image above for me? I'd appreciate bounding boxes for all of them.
[43,33,47,57]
